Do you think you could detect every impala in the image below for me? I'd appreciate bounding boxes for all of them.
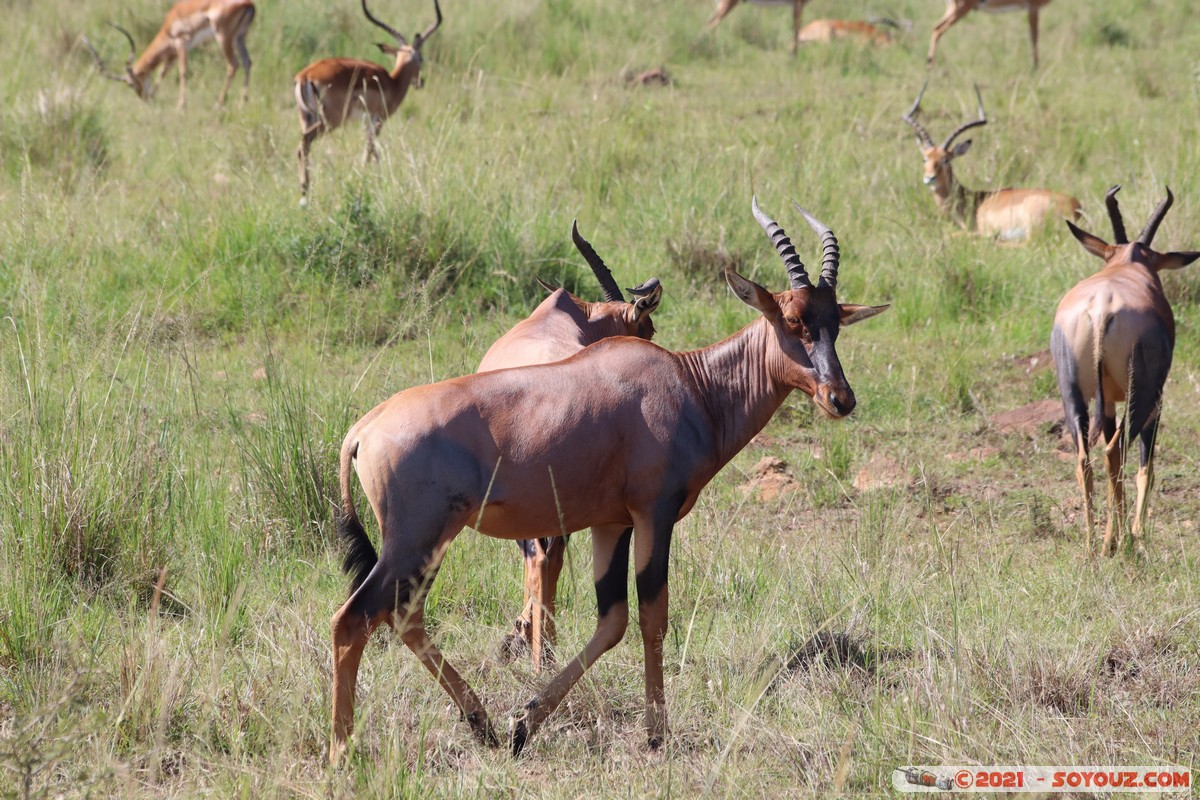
[329,198,887,760]
[797,18,898,46]
[706,0,809,53]
[902,83,1080,240]
[1051,186,1198,556]
[927,0,1052,69]
[478,223,663,673]
[294,0,442,204]
[84,0,255,109]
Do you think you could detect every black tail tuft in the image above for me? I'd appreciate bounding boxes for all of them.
[337,511,378,592]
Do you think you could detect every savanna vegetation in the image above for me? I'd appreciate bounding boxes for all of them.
[2,0,1199,796]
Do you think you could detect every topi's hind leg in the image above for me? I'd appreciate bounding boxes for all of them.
[1100,414,1125,557]
[1131,418,1159,554]
[530,534,570,673]
[330,578,391,764]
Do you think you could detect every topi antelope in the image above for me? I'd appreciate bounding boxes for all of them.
[1051,186,1199,556]
[330,198,887,759]
[294,0,442,204]
[927,0,1052,69]
[902,82,1080,241]
[83,0,256,109]
[477,223,663,673]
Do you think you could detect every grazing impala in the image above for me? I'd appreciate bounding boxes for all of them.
[927,0,1052,69]
[478,223,663,673]
[84,0,256,109]
[294,0,442,204]
[706,0,809,53]
[329,198,887,760]
[1051,186,1198,556]
[902,83,1080,240]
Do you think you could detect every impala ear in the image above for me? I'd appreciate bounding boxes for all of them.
[724,267,777,318]
[950,139,972,158]
[376,42,400,55]
[1156,251,1200,271]
[839,303,890,326]
[1066,220,1113,261]
[535,277,559,294]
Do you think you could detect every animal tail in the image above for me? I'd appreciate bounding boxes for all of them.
[338,437,378,591]
[294,79,322,127]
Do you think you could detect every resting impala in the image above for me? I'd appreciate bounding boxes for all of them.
[84,0,255,109]
[1051,186,1198,556]
[927,0,1052,69]
[294,0,442,204]
[478,223,663,673]
[902,83,1080,240]
[706,0,809,53]
[797,18,899,46]
[330,197,887,760]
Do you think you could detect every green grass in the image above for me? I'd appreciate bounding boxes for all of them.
[2,0,1200,796]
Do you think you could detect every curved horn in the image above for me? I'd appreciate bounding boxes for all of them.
[109,23,137,69]
[418,0,443,43]
[82,36,122,81]
[1104,185,1128,245]
[626,277,661,297]
[791,201,840,290]
[1137,187,1174,247]
[571,219,624,303]
[361,0,406,45]
[942,84,987,150]
[752,196,811,290]
[901,81,935,149]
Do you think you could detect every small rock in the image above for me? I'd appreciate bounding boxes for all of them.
[739,456,798,502]
[251,367,267,381]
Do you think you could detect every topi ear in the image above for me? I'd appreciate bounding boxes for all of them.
[839,304,890,326]
[1156,251,1200,272]
[724,267,778,318]
[1066,220,1114,261]
[950,139,972,158]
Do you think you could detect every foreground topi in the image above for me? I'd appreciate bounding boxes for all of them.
[330,197,888,760]
[1051,186,1199,556]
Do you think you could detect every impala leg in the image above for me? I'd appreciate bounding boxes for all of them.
[927,1,975,66]
[364,116,382,165]
[705,0,738,30]
[174,42,188,109]
[633,499,682,749]
[1100,414,1124,557]
[235,33,252,105]
[791,0,805,54]
[216,34,238,108]
[298,124,321,203]
[1131,419,1158,553]
[1027,7,1041,70]
[509,525,632,756]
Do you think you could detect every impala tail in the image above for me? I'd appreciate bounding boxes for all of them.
[338,438,378,590]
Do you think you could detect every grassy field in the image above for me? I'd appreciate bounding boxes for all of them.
[2,0,1200,796]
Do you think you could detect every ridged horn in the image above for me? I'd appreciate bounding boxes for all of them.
[571,220,624,303]
[942,84,987,151]
[791,201,840,290]
[1137,187,1173,247]
[1104,185,1128,245]
[752,196,811,290]
[418,0,443,44]
[361,0,407,46]
[901,82,935,149]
